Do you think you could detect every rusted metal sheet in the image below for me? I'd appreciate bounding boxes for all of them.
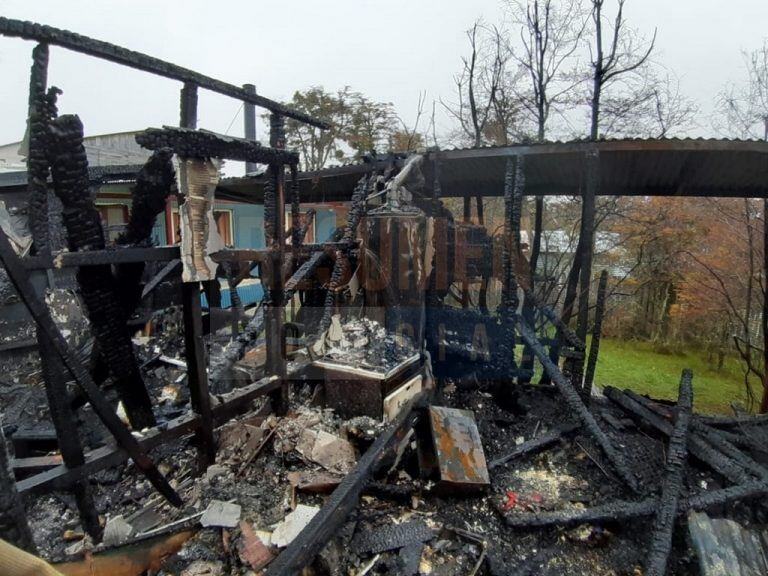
[424,406,489,492]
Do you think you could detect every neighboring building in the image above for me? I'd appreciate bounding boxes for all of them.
[0,131,342,249]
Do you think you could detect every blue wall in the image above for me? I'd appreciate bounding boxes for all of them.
[150,203,336,248]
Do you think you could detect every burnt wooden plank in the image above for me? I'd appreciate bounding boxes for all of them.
[605,387,755,485]
[489,423,580,470]
[645,369,693,576]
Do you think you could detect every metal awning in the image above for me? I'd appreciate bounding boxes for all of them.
[216,138,768,203]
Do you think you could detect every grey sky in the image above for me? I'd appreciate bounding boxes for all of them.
[1,0,767,166]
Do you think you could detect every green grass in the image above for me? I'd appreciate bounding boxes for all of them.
[593,338,761,415]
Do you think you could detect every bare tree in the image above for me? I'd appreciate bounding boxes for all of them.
[442,21,511,147]
[506,0,587,141]
[715,40,768,412]
[588,0,656,139]
[716,40,768,140]
[599,69,698,138]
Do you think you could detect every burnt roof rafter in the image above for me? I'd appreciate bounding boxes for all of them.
[0,17,330,129]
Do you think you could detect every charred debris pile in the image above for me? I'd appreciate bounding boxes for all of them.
[0,17,767,576]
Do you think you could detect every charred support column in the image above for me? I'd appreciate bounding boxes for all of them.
[243,83,258,175]
[38,337,102,540]
[178,82,216,467]
[48,114,155,430]
[25,42,102,539]
[26,43,52,259]
[573,148,599,393]
[0,421,36,552]
[499,157,520,385]
[583,269,608,398]
[460,196,471,309]
[265,113,288,415]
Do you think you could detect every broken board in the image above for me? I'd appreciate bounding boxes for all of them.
[418,406,490,492]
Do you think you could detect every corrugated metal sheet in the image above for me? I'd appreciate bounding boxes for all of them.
[217,138,768,203]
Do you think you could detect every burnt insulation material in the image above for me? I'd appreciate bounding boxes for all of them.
[47,114,155,429]
[645,369,693,576]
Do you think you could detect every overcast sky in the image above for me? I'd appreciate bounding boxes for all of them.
[1,0,768,169]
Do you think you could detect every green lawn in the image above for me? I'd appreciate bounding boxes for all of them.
[593,338,761,415]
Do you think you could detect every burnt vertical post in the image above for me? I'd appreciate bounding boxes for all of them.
[583,269,608,399]
[460,196,471,308]
[0,422,36,553]
[266,113,288,415]
[38,337,103,540]
[573,148,599,392]
[179,82,216,467]
[243,83,258,175]
[26,41,101,539]
[499,156,519,388]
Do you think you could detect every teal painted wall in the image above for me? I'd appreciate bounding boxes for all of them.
[149,204,336,247]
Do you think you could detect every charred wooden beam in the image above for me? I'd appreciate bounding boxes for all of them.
[319,175,368,334]
[265,398,426,576]
[24,246,181,269]
[37,335,102,540]
[136,126,298,166]
[26,42,57,257]
[177,83,216,468]
[698,412,768,428]
[0,225,182,506]
[48,114,155,429]
[573,149,600,393]
[17,376,283,494]
[264,114,289,415]
[624,390,768,481]
[505,480,768,529]
[583,269,608,398]
[517,318,639,492]
[0,422,36,552]
[645,369,693,576]
[115,148,177,315]
[489,423,580,470]
[0,18,329,128]
[604,387,755,484]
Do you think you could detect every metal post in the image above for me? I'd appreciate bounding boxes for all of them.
[178,82,216,467]
[266,113,288,415]
[243,83,257,175]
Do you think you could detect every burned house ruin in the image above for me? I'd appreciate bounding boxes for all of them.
[1,16,768,576]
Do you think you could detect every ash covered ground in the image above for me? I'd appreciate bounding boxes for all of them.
[6,327,768,576]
